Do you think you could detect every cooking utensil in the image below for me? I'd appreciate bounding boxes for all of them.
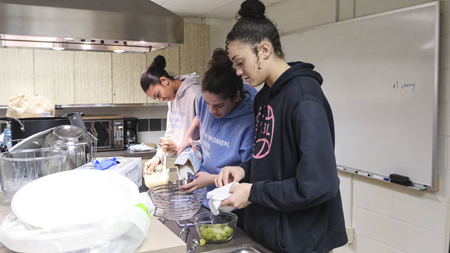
[147,184,206,221]
[41,125,97,170]
[176,177,194,187]
[0,147,68,200]
[179,227,191,243]
[10,125,97,170]
[187,239,200,253]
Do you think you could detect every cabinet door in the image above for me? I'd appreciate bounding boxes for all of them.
[180,23,210,79]
[74,52,112,104]
[112,53,147,104]
[34,50,75,104]
[146,46,180,104]
[0,48,34,105]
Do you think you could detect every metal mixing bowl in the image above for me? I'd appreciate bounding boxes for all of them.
[148,184,206,221]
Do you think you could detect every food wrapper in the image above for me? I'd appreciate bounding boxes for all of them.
[175,143,202,179]
[6,94,55,118]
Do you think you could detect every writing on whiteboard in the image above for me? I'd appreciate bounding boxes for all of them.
[393,81,415,91]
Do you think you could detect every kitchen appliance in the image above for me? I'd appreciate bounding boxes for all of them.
[123,117,138,148]
[0,0,183,53]
[9,125,98,171]
[83,116,124,151]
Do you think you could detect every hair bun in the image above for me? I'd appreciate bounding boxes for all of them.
[238,0,265,19]
[150,55,166,69]
[208,48,233,71]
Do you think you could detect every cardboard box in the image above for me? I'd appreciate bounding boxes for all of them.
[76,157,142,188]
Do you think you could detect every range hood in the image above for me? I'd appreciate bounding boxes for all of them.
[0,0,184,53]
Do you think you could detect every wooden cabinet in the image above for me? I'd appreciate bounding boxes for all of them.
[0,48,34,105]
[112,53,147,104]
[180,23,210,79]
[34,50,75,104]
[74,52,112,104]
[0,23,210,106]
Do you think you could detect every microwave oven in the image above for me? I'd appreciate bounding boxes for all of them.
[83,116,124,151]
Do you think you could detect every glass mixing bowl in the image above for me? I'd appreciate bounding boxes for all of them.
[0,147,68,200]
[148,184,206,221]
[193,211,238,243]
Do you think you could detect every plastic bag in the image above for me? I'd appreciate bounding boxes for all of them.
[6,94,55,118]
[0,193,155,253]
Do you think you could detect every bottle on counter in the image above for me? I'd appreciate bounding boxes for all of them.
[2,127,12,150]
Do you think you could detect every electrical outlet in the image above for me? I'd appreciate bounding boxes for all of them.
[346,227,354,244]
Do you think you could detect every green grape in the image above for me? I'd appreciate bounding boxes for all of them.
[220,230,226,237]
[199,238,206,246]
[205,232,213,240]
[215,234,222,241]
[200,230,208,239]
[199,226,206,232]
[225,227,234,237]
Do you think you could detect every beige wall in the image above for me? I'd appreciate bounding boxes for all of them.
[209,0,450,253]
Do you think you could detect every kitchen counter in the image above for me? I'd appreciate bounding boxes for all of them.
[97,149,156,159]
[161,207,273,253]
[0,194,186,253]
[139,185,273,253]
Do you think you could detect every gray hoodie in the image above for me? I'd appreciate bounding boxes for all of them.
[155,73,202,161]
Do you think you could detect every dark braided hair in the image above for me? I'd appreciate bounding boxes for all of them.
[226,0,284,60]
[140,55,175,93]
[202,48,243,100]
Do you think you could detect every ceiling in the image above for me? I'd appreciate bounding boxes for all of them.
[150,0,285,19]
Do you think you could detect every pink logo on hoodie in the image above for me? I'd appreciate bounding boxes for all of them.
[253,105,274,159]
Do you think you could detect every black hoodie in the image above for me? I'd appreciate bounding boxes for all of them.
[240,62,348,253]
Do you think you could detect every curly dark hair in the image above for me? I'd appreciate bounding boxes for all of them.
[202,48,243,100]
[226,0,284,61]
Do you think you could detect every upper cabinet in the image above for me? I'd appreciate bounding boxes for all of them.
[0,23,210,106]
[112,54,147,104]
[34,50,75,104]
[0,48,34,105]
[180,23,210,78]
[74,52,112,104]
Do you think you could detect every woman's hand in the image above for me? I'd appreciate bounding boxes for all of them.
[179,172,216,193]
[220,183,252,209]
[160,137,177,154]
[215,166,245,188]
[144,156,160,172]
[177,136,197,156]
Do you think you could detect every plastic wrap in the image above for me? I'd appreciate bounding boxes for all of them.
[0,193,155,253]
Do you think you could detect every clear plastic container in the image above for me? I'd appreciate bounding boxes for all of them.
[144,170,169,188]
[0,147,68,199]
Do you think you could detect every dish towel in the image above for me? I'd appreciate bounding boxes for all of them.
[207,182,239,215]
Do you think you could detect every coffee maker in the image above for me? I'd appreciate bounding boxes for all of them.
[123,117,138,148]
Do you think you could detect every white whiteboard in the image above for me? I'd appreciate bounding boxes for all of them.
[281,2,439,190]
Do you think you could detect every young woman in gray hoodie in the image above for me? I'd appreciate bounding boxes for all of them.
[141,55,202,171]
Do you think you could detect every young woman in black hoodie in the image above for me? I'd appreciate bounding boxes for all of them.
[215,0,348,252]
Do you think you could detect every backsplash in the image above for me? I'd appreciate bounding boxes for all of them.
[0,105,168,144]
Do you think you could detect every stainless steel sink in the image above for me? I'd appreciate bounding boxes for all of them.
[204,244,264,253]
